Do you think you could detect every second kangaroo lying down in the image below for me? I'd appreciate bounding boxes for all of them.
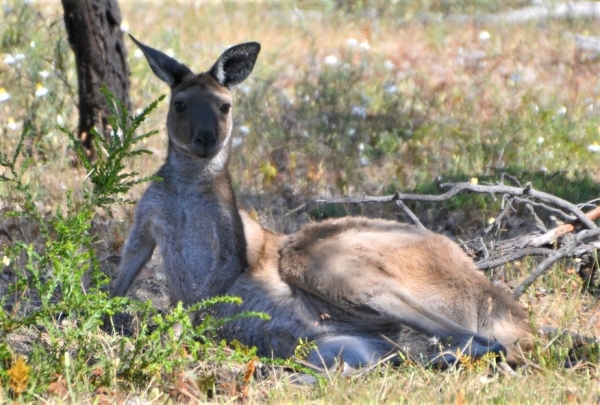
[112,36,533,369]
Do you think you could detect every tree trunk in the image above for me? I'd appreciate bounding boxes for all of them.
[61,0,131,158]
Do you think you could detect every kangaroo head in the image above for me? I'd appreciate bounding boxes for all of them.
[130,35,260,160]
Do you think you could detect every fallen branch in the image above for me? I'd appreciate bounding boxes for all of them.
[476,248,556,271]
[527,206,600,248]
[316,181,597,230]
[513,228,600,299]
[395,200,425,230]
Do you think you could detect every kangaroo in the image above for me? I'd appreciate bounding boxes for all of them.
[113,36,533,369]
[111,35,257,306]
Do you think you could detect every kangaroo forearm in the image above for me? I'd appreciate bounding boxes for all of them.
[111,242,156,297]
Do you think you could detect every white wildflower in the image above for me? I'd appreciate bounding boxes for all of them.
[0,88,10,102]
[120,20,130,33]
[232,137,243,148]
[384,60,395,70]
[384,84,397,94]
[7,117,20,130]
[556,106,567,115]
[35,83,48,97]
[4,53,25,65]
[347,38,358,47]
[359,142,370,166]
[359,41,370,51]
[324,55,339,66]
[134,49,143,58]
[351,106,367,119]
[238,125,250,135]
[347,128,356,136]
[238,84,251,94]
[39,70,50,79]
[587,143,600,153]
[478,30,491,42]
[537,137,544,145]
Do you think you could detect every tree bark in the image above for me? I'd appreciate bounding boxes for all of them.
[61,0,131,157]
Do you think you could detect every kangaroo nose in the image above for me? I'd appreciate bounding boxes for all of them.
[193,130,217,149]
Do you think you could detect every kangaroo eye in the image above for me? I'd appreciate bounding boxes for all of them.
[174,101,187,113]
[219,103,231,114]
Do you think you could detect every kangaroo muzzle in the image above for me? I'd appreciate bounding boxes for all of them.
[192,129,218,157]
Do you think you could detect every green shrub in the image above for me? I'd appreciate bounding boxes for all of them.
[0,91,264,400]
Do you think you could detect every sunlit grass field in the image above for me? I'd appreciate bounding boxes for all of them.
[1,0,599,403]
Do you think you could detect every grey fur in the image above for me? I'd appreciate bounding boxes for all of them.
[111,38,256,305]
[113,38,533,371]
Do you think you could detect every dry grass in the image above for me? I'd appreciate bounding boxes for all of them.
[1,0,599,403]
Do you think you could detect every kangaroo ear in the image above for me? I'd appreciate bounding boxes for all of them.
[209,42,261,87]
[129,34,192,88]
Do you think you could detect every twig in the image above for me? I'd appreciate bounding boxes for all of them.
[512,197,576,223]
[482,196,514,236]
[527,206,600,248]
[477,237,490,261]
[395,200,425,230]
[476,248,555,270]
[499,173,522,188]
[438,183,596,230]
[513,228,600,299]
[521,201,547,233]
[286,203,307,215]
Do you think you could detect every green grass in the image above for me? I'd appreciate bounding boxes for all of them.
[0,0,599,402]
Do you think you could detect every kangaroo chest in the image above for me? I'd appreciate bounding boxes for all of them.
[146,184,242,303]
[158,193,234,264]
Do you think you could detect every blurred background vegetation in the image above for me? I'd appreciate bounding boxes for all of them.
[2,0,600,212]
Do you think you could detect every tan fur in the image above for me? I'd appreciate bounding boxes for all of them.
[239,214,533,365]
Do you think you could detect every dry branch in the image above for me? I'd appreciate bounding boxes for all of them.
[527,206,600,248]
[476,248,556,271]
[316,182,597,230]
[513,228,600,299]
